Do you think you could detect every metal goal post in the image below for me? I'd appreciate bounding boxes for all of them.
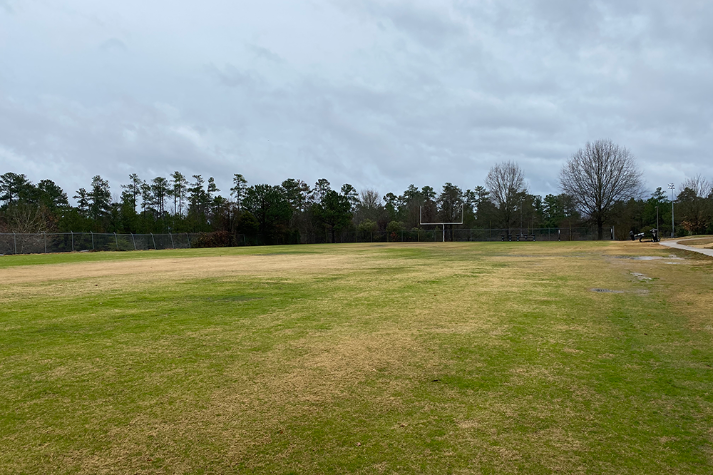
[419,205,464,242]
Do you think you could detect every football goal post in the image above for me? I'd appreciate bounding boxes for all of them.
[419,204,464,242]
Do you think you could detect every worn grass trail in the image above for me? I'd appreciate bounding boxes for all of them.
[1,242,712,474]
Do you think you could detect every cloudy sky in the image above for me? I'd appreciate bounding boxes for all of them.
[1,0,712,201]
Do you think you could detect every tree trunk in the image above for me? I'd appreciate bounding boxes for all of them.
[597,217,604,240]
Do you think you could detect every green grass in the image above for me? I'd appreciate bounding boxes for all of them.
[1,242,712,473]
[0,245,319,269]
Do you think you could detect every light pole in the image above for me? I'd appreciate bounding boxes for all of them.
[520,197,524,237]
[655,205,659,234]
[668,183,675,238]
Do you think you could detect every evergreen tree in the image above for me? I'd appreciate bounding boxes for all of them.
[151,177,170,215]
[0,172,34,206]
[140,181,153,216]
[120,174,143,212]
[399,184,425,229]
[230,174,248,211]
[74,188,90,216]
[171,171,188,215]
[243,184,292,243]
[313,189,352,243]
[36,179,69,211]
[88,175,112,223]
[437,183,464,240]
[187,175,206,216]
[340,184,359,210]
[313,178,331,202]
[282,178,311,212]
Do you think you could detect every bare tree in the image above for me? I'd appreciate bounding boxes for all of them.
[485,161,526,235]
[678,174,713,234]
[2,203,53,233]
[681,174,712,198]
[359,189,380,209]
[560,139,642,239]
[356,189,379,219]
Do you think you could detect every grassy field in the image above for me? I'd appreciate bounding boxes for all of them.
[1,241,713,474]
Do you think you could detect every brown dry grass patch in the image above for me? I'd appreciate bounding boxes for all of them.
[678,236,713,248]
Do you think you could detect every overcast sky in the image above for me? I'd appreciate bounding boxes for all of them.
[1,0,712,202]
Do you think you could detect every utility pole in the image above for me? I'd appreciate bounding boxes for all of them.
[668,183,675,238]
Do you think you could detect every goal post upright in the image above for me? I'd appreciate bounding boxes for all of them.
[419,204,464,242]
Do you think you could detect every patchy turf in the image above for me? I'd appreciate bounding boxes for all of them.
[1,241,712,474]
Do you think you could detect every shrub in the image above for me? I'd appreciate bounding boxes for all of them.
[191,231,231,248]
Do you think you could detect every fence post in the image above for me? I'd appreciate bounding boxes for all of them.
[131,233,136,250]
[71,231,74,252]
[91,231,95,250]
[13,232,17,255]
[115,232,119,250]
[44,232,47,253]
[151,233,157,250]
[187,233,191,248]
[169,232,174,249]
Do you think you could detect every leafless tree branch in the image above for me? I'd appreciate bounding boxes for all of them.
[560,139,642,239]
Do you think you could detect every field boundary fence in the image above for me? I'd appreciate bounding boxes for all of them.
[341,227,606,243]
[0,232,201,255]
[1,227,609,255]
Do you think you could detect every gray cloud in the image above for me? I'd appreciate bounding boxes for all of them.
[335,0,467,49]
[0,1,13,14]
[247,43,284,63]
[99,38,127,52]
[0,0,711,202]
[206,63,261,89]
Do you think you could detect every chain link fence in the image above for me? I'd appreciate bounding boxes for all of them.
[343,227,605,243]
[0,227,609,255]
[0,232,199,255]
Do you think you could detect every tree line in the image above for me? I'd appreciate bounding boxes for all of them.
[2,140,712,242]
